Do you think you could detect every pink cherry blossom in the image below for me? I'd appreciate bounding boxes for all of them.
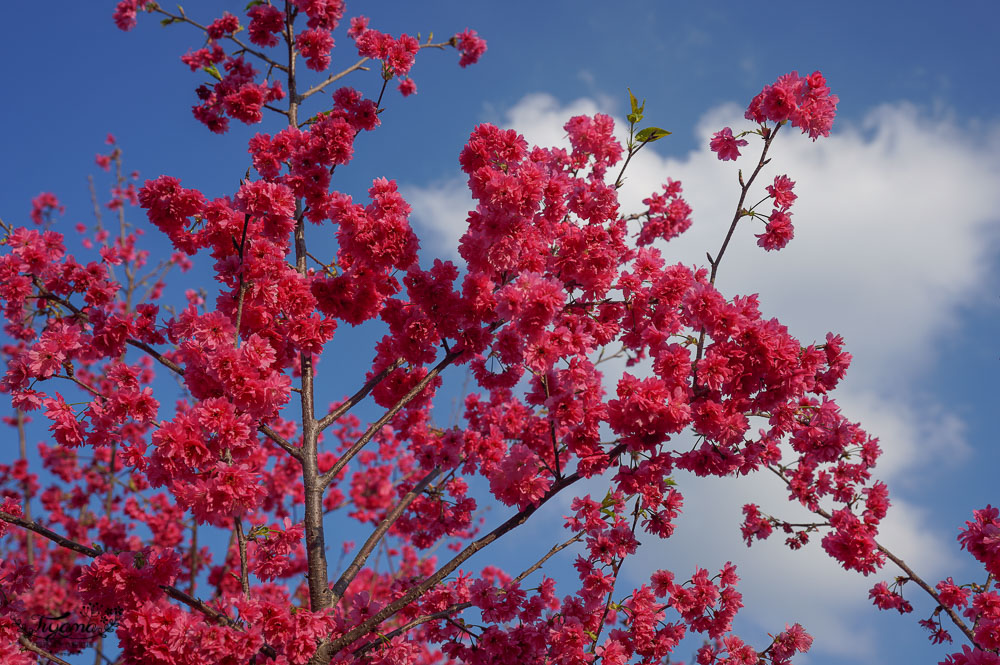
[710,127,748,161]
[1,6,980,665]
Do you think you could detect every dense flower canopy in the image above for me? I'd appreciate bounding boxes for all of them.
[0,3,994,665]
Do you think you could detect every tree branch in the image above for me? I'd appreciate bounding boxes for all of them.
[352,604,469,657]
[319,350,463,490]
[299,57,371,101]
[17,634,73,665]
[693,123,782,387]
[234,516,250,598]
[15,410,35,566]
[233,213,252,345]
[316,357,404,433]
[298,40,454,102]
[877,544,978,646]
[512,530,585,584]
[356,526,586,655]
[126,338,186,375]
[151,6,288,72]
[329,466,442,607]
[0,511,102,558]
[765,464,979,647]
[259,423,301,459]
[706,123,781,288]
[0,510,280,658]
[315,443,627,658]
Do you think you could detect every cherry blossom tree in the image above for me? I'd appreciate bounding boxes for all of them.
[0,3,996,665]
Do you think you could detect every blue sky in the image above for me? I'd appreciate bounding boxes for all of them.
[2,2,1000,664]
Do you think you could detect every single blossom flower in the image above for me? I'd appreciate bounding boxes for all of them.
[709,127,748,161]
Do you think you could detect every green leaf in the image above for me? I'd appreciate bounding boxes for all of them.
[247,525,271,539]
[627,88,639,115]
[304,109,333,125]
[626,87,645,124]
[202,64,223,81]
[160,17,177,26]
[245,0,266,8]
[635,126,671,143]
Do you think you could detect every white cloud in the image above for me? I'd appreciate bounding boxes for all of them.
[403,93,1000,662]
[404,177,474,260]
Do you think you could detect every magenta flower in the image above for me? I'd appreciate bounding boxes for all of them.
[710,127,748,161]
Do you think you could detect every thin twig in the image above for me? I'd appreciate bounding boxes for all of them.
[329,466,442,607]
[17,635,73,665]
[707,124,781,287]
[514,530,585,584]
[299,58,371,101]
[317,358,404,432]
[319,351,462,490]
[590,497,643,652]
[352,604,470,657]
[765,464,979,646]
[0,511,102,557]
[613,136,654,190]
[877,544,978,646]
[126,339,186,375]
[151,6,288,72]
[317,443,628,658]
[590,558,624,651]
[189,521,200,595]
[298,39,456,102]
[692,123,782,389]
[259,423,301,458]
[264,103,290,117]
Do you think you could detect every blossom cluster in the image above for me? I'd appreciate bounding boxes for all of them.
[746,71,840,140]
[1,3,956,665]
